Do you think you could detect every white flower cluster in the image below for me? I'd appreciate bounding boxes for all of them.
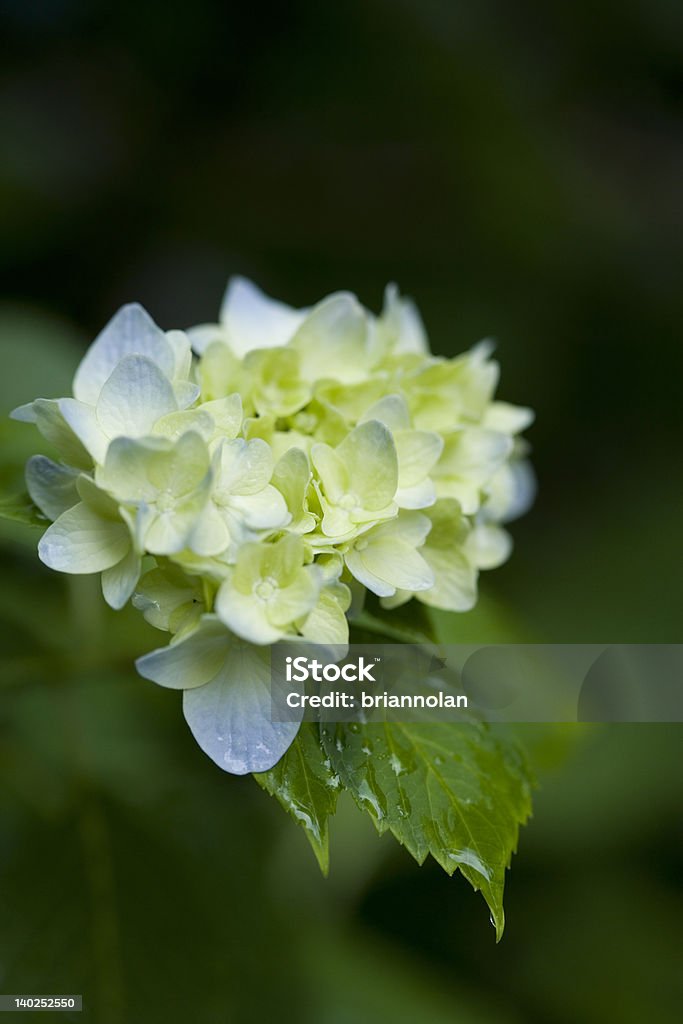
[13,278,533,773]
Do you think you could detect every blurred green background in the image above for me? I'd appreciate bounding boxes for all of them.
[0,1,681,1022]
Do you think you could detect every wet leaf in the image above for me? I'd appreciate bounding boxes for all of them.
[321,719,533,939]
[254,723,340,874]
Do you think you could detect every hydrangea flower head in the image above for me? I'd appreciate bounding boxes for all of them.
[12,277,534,774]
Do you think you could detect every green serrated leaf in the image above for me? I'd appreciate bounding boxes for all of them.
[321,719,533,939]
[0,492,46,528]
[254,723,340,874]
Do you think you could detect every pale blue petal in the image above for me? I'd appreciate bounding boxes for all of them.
[464,524,512,570]
[499,460,537,522]
[10,402,37,423]
[73,303,174,404]
[39,502,130,573]
[101,548,142,610]
[165,328,193,379]
[185,323,226,357]
[220,276,307,357]
[17,399,93,468]
[135,616,231,689]
[59,398,108,464]
[227,486,289,530]
[190,502,231,557]
[183,641,302,773]
[96,355,178,439]
[382,284,429,355]
[173,380,201,409]
[216,437,273,494]
[25,456,79,520]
